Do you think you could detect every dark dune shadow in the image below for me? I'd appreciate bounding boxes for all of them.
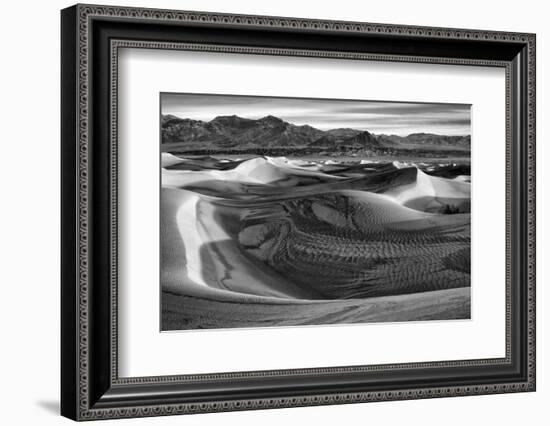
[165,155,248,171]
[197,237,321,300]
[423,164,471,178]
[197,189,470,301]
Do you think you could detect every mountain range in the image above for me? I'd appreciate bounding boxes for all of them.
[161,114,471,153]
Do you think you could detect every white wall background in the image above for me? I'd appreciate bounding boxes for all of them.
[0,0,547,424]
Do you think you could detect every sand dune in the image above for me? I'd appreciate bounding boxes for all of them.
[163,156,342,190]
[383,167,471,213]
[163,287,470,330]
[161,152,186,167]
[161,155,471,329]
[237,189,469,299]
[161,187,318,301]
[454,175,471,183]
[162,157,468,213]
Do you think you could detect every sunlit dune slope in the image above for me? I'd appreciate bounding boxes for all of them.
[161,187,320,301]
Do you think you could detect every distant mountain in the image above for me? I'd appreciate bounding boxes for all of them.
[161,114,470,153]
[162,114,324,149]
[309,134,339,148]
[340,131,383,149]
[310,128,364,148]
[325,128,362,140]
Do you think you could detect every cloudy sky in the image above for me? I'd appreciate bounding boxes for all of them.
[161,93,471,136]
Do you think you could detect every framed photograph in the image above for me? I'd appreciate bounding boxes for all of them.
[61,4,536,421]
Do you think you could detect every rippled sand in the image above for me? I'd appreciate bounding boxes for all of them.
[160,154,471,330]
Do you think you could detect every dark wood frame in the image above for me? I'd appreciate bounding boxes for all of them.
[61,4,536,421]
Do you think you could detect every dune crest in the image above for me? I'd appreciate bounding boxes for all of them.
[382,167,470,213]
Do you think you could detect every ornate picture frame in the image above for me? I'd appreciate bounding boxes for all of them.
[61,4,535,421]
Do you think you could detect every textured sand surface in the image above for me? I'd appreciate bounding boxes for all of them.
[160,155,471,330]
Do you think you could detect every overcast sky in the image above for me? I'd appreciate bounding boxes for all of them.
[161,93,471,136]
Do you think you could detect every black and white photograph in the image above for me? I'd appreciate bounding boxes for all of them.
[160,93,472,331]
[55,3,537,421]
